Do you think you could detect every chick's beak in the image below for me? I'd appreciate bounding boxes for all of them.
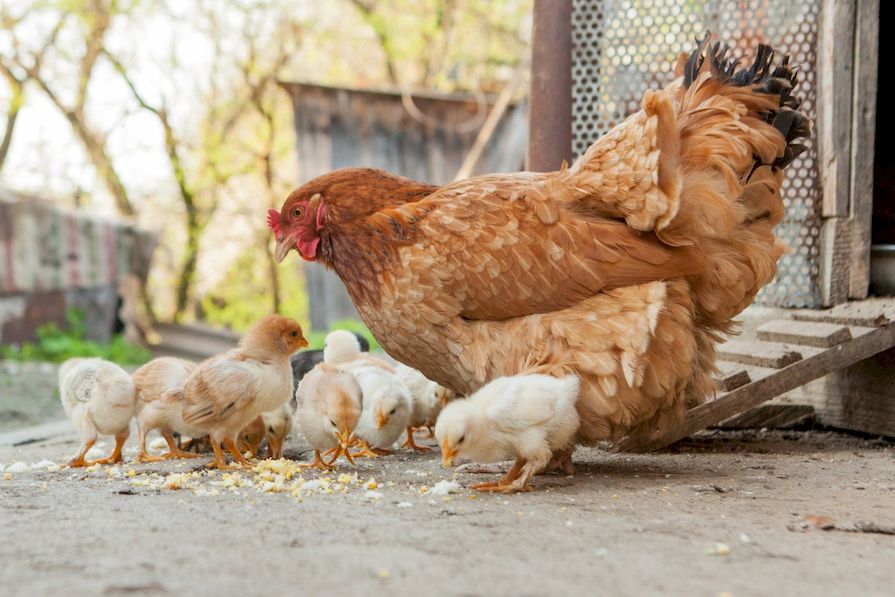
[376,412,387,429]
[441,444,458,468]
[274,235,295,263]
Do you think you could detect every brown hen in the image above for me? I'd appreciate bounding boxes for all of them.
[270,37,809,450]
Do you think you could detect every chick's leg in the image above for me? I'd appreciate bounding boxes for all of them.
[65,438,96,468]
[135,427,166,463]
[297,449,335,470]
[92,434,127,465]
[400,427,431,452]
[472,459,525,492]
[267,437,284,460]
[498,458,548,494]
[161,431,202,459]
[544,448,575,475]
[351,439,386,459]
[208,440,232,470]
[223,437,252,466]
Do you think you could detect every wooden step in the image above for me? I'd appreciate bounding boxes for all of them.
[716,404,816,430]
[717,340,803,368]
[756,320,852,348]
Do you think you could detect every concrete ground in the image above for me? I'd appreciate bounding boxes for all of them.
[2,424,893,596]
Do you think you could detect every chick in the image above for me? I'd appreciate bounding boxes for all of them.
[350,364,413,457]
[323,329,394,373]
[436,374,580,493]
[237,415,267,458]
[261,404,293,459]
[289,331,370,396]
[182,315,307,469]
[394,363,451,451]
[58,358,137,467]
[131,357,204,463]
[295,362,362,468]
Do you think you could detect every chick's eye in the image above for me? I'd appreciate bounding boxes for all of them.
[330,419,336,427]
[390,407,397,415]
[291,206,304,219]
[458,435,465,444]
[290,331,297,337]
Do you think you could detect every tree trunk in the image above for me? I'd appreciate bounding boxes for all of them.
[173,212,203,322]
[67,113,135,216]
[0,84,23,173]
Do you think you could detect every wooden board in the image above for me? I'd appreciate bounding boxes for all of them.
[616,322,895,453]
[716,340,803,369]
[716,404,816,430]
[756,320,852,348]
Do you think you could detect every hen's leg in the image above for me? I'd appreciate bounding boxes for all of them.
[92,433,127,465]
[401,427,431,452]
[544,448,575,475]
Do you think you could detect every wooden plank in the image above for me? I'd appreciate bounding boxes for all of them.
[616,323,895,452]
[716,340,803,369]
[756,320,852,348]
[819,216,852,306]
[848,0,880,299]
[715,405,816,430]
[818,0,856,217]
[716,369,750,392]
[793,299,894,327]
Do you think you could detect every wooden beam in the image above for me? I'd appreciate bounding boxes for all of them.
[715,404,816,430]
[818,0,856,217]
[616,323,895,452]
[848,0,880,298]
[527,0,572,172]
[756,320,852,348]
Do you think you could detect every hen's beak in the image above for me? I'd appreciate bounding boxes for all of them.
[376,412,387,429]
[441,445,458,468]
[274,236,295,263]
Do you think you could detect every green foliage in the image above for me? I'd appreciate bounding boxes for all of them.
[305,318,381,352]
[0,309,151,365]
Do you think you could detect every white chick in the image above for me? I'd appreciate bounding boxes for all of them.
[436,374,580,493]
[394,363,452,451]
[323,329,395,373]
[58,357,137,467]
[350,364,412,457]
[295,362,362,468]
[132,357,203,463]
[261,404,293,460]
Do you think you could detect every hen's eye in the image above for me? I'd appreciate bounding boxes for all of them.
[292,207,304,219]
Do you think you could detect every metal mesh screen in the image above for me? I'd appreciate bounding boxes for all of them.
[571,0,821,307]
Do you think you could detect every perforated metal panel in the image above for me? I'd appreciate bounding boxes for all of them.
[571,0,821,307]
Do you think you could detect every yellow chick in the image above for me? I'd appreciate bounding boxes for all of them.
[131,357,204,463]
[323,329,394,372]
[436,374,580,493]
[295,362,362,468]
[58,358,137,467]
[182,315,307,469]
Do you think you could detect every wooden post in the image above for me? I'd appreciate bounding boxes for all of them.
[817,0,858,305]
[848,0,880,298]
[527,0,572,172]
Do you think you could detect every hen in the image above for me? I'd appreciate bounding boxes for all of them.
[270,38,809,454]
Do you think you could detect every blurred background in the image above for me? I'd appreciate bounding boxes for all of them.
[0,0,532,365]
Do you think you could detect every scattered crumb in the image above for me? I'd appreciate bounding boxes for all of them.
[366,478,378,490]
[365,490,383,500]
[2,472,11,481]
[6,461,28,474]
[377,568,391,579]
[430,480,461,496]
[709,543,731,556]
[397,501,413,508]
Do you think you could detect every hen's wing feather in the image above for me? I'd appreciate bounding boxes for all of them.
[401,176,700,322]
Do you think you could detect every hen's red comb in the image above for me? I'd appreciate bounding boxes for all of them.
[267,208,281,235]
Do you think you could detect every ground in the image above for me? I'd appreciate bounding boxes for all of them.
[2,424,893,596]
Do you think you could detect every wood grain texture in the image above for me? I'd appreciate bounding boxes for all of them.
[756,320,852,348]
[617,323,895,452]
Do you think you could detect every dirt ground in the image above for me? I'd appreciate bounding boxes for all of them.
[1,425,893,597]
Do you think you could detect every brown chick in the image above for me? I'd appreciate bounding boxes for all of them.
[182,315,308,469]
[237,416,267,458]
